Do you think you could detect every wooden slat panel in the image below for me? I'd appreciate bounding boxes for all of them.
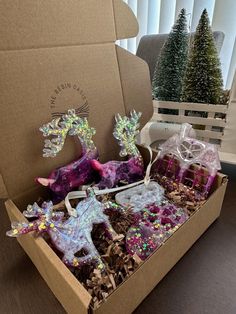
[153,113,226,127]
[179,109,185,116]
[153,100,228,113]
[194,129,223,140]
[204,112,215,141]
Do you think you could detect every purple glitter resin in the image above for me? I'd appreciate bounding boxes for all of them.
[36,151,98,199]
[36,110,98,199]
[91,157,143,189]
[126,203,189,260]
[142,203,189,227]
[91,110,144,189]
[156,123,221,196]
[7,188,123,270]
[126,224,162,260]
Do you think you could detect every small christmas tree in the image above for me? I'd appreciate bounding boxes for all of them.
[182,9,223,104]
[152,8,189,104]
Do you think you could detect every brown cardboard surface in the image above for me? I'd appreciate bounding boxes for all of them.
[0,174,8,199]
[0,0,137,50]
[7,145,227,314]
[93,180,228,314]
[6,171,228,314]
[0,0,153,198]
[113,0,138,40]
[6,199,91,314]
[1,2,228,314]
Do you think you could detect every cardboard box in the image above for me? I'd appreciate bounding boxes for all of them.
[5,165,227,314]
[0,1,227,313]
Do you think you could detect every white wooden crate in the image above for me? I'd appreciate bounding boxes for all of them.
[140,73,236,164]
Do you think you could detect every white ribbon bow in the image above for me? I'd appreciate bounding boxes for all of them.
[65,145,159,216]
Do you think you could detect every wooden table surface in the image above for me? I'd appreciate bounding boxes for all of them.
[1,175,236,314]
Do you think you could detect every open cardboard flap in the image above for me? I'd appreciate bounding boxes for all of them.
[0,0,153,199]
[0,3,228,314]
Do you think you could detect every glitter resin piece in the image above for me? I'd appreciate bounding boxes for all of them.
[126,224,162,260]
[91,110,144,189]
[115,182,165,212]
[156,123,221,195]
[126,202,189,260]
[6,188,122,270]
[36,109,98,199]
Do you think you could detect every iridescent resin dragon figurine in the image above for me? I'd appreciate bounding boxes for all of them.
[36,110,98,199]
[91,110,144,189]
[7,188,122,270]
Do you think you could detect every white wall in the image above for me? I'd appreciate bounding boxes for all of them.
[127,0,138,53]
[159,0,176,34]
[212,0,236,88]
[147,0,161,35]
[226,38,236,89]
[136,0,149,46]
[175,0,194,29]
[191,0,215,31]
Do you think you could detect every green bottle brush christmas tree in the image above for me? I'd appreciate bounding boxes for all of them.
[181,9,223,105]
[152,8,189,106]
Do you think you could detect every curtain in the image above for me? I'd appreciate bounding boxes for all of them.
[118,0,236,89]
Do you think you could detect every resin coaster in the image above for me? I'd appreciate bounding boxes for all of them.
[115,181,165,212]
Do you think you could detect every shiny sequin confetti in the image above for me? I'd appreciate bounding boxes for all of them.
[126,202,189,260]
[126,224,162,260]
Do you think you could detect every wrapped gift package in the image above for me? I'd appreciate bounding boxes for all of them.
[0,1,227,313]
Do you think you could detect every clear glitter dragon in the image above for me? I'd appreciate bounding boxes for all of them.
[7,188,122,270]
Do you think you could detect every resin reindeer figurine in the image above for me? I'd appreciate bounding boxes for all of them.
[91,110,144,189]
[7,188,122,270]
[36,109,98,199]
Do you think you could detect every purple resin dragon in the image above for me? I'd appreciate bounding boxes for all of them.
[36,110,98,199]
[91,110,144,189]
